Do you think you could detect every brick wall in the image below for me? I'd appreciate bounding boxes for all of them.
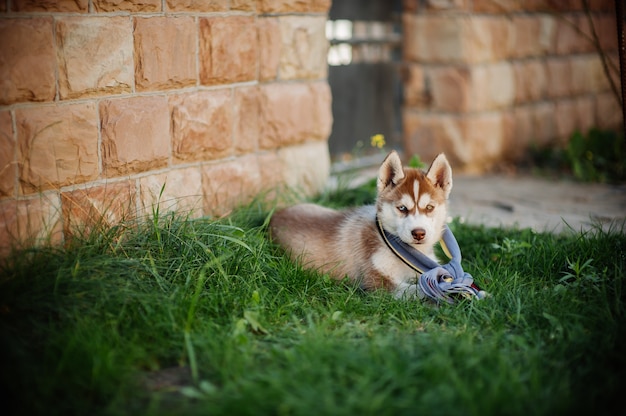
[402,0,621,172]
[0,0,333,254]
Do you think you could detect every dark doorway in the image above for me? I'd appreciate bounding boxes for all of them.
[327,0,403,166]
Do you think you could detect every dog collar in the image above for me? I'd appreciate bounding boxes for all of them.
[375,216,485,303]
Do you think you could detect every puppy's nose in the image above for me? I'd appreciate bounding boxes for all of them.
[412,228,426,241]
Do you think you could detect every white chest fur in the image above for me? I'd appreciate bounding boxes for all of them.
[371,247,428,299]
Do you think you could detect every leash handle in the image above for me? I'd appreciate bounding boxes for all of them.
[376,217,485,302]
[440,225,462,263]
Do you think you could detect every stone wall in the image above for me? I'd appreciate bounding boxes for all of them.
[402,0,621,172]
[0,0,332,254]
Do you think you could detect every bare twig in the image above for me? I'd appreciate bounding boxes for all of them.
[581,0,622,109]
[613,0,626,135]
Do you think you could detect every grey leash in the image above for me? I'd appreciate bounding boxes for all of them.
[376,218,487,304]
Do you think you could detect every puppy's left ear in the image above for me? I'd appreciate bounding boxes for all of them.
[426,153,453,198]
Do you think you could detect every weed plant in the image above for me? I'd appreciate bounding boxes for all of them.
[0,186,625,416]
[566,128,625,182]
[527,128,625,183]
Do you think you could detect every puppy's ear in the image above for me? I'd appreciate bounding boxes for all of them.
[377,150,405,193]
[426,153,453,198]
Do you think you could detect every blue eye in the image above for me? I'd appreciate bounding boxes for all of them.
[397,205,408,213]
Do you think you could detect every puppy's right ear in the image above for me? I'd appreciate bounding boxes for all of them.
[377,150,405,193]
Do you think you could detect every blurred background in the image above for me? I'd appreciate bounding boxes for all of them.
[326,0,623,181]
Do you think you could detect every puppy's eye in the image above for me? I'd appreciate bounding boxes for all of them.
[425,204,435,212]
[397,205,408,213]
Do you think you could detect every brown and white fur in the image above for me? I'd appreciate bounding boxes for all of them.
[269,151,453,299]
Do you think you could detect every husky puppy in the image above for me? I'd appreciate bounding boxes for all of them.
[269,151,452,299]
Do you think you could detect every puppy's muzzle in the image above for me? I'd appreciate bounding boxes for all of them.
[412,228,426,242]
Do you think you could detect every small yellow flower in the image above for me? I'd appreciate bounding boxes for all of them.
[370,134,385,149]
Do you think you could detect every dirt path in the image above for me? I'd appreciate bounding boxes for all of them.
[449,175,626,233]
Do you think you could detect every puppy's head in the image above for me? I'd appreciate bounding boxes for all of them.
[376,151,452,248]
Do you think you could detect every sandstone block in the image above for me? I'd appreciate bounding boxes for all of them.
[258,17,281,82]
[554,15,596,55]
[278,16,328,80]
[403,111,468,168]
[538,15,557,53]
[56,16,133,99]
[94,0,160,12]
[428,62,514,112]
[257,151,286,203]
[423,0,469,11]
[464,17,513,63]
[513,60,546,104]
[403,64,430,108]
[306,0,332,12]
[166,0,228,12]
[0,195,63,256]
[525,0,584,12]
[258,0,331,13]
[276,141,330,196]
[100,96,170,176]
[471,62,515,111]
[405,15,513,64]
[464,112,504,171]
[588,0,616,12]
[488,17,515,61]
[593,14,618,51]
[428,66,470,112]
[169,90,233,163]
[512,15,555,58]
[199,16,258,86]
[402,14,418,61]
[0,112,15,198]
[13,0,88,12]
[61,180,137,239]
[546,57,572,98]
[139,167,203,219]
[231,0,255,10]
[606,52,621,93]
[0,18,56,105]
[502,109,528,162]
[259,81,332,149]
[531,102,557,146]
[595,92,621,130]
[512,17,537,58]
[568,15,592,53]
[234,86,260,154]
[202,155,263,217]
[513,62,526,103]
[508,107,533,152]
[403,15,464,63]
[571,54,609,95]
[472,0,522,13]
[16,103,99,194]
[134,16,196,92]
[403,111,505,173]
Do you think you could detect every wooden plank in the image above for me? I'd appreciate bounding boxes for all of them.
[329,0,399,21]
[328,63,402,159]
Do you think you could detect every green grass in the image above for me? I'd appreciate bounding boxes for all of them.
[1,187,625,416]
